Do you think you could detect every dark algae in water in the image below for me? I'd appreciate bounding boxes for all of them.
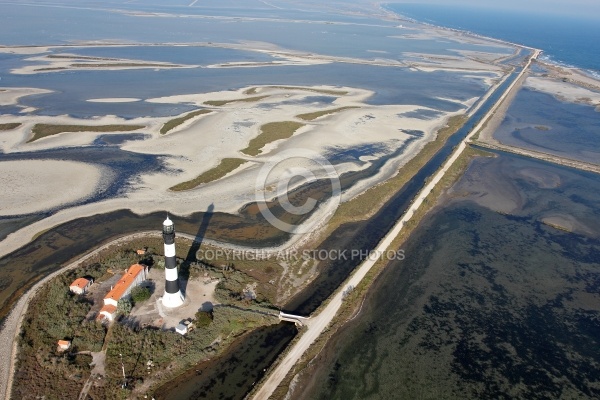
[298,153,600,399]
[155,323,297,400]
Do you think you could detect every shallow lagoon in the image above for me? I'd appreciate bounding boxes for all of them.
[2,61,489,118]
[0,2,511,58]
[300,151,600,399]
[494,88,600,165]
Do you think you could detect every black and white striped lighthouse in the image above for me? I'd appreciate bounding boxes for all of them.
[162,216,184,308]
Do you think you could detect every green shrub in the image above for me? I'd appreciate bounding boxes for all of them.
[117,299,132,316]
[195,311,213,328]
[131,286,151,304]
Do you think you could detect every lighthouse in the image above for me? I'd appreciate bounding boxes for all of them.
[162,216,184,308]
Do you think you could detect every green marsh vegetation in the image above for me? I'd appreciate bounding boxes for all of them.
[241,121,305,156]
[0,123,21,131]
[169,158,247,191]
[296,106,359,121]
[266,86,348,96]
[28,123,145,143]
[160,109,212,134]
[204,95,269,106]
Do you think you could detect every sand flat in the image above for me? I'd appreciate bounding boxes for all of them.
[0,84,475,257]
[0,87,53,106]
[0,160,104,216]
[525,76,600,104]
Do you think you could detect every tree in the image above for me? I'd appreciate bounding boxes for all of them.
[195,311,213,328]
[131,286,151,304]
[117,299,132,316]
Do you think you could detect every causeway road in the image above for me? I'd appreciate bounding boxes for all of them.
[251,49,541,400]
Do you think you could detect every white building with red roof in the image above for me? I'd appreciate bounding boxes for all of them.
[98,264,147,321]
[69,277,93,295]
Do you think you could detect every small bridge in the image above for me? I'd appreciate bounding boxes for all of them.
[278,311,310,326]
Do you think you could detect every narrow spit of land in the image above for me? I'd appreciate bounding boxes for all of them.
[475,141,600,174]
[250,49,541,400]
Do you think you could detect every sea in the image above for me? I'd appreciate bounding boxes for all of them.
[385,3,600,78]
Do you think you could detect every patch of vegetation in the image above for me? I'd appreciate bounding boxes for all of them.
[194,243,282,306]
[48,54,119,61]
[110,305,276,398]
[34,67,67,72]
[241,121,305,156]
[534,125,551,131]
[296,106,359,121]
[117,298,132,316]
[160,109,212,134]
[0,122,21,131]
[204,95,269,107]
[12,264,108,399]
[267,86,348,96]
[195,310,213,328]
[28,123,145,143]
[169,158,247,191]
[131,286,151,304]
[70,63,178,68]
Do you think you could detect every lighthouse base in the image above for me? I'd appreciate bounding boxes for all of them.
[162,291,184,308]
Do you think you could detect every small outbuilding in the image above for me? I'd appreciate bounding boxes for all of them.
[175,323,188,335]
[69,278,93,295]
[57,340,71,351]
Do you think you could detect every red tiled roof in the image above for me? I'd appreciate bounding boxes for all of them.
[100,304,117,314]
[97,304,117,320]
[70,278,90,289]
[104,264,145,303]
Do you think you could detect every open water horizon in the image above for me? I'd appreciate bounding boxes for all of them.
[386,3,600,78]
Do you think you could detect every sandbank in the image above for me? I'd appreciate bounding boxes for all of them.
[87,98,141,103]
[0,87,53,106]
[0,160,105,216]
[11,53,197,75]
[0,84,475,259]
[524,76,600,105]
